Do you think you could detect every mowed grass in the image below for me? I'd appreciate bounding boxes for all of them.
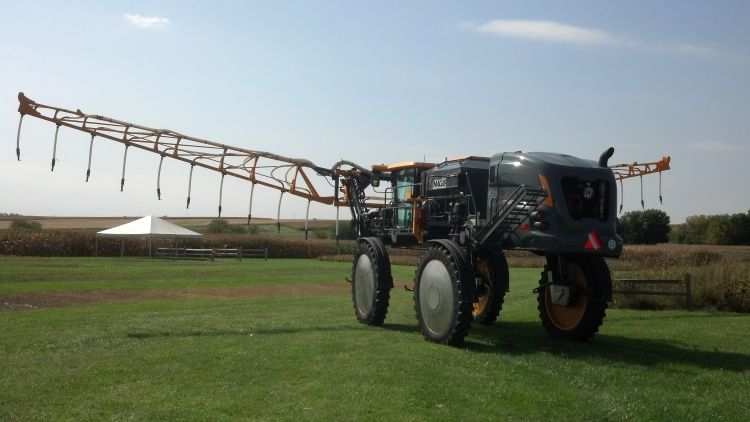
[1,258,749,420]
[0,257,353,293]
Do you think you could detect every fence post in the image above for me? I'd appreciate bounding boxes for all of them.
[264,247,268,261]
[238,246,243,261]
[685,273,692,310]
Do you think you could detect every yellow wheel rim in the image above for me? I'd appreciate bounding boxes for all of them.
[473,258,491,317]
[544,261,588,331]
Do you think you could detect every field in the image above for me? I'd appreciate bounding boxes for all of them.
[2,257,749,420]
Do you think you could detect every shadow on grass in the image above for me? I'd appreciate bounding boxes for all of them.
[465,321,750,372]
[126,321,750,372]
[126,325,360,339]
[127,321,416,340]
[380,322,750,372]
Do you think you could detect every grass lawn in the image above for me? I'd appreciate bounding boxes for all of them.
[1,257,749,420]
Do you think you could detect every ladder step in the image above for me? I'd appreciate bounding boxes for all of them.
[475,184,548,246]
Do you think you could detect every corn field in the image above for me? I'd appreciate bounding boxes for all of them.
[0,230,356,258]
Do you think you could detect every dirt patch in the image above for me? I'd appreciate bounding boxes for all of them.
[0,281,350,311]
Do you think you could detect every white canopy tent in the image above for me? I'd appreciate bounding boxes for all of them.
[96,215,202,257]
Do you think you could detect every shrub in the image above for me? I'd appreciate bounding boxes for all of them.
[625,262,750,313]
[305,221,357,240]
[311,228,329,239]
[205,219,258,235]
[9,219,42,230]
[328,221,357,240]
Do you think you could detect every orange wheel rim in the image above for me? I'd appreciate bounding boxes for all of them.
[473,258,491,317]
[544,261,588,331]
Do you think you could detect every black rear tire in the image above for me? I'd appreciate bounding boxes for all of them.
[414,240,475,346]
[352,237,392,325]
[537,254,608,341]
[472,249,509,325]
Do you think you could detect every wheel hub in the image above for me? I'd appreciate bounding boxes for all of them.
[354,254,375,315]
[427,285,441,309]
[419,260,454,337]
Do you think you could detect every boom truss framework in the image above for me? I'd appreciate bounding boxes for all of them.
[610,156,671,209]
[15,92,365,216]
[609,157,671,181]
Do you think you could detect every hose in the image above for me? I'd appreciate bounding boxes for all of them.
[156,156,165,200]
[120,145,129,191]
[186,164,195,209]
[16,114,24,161]
[86,134,95,182]
[51,125,60,171]
[218,173,225,217]
[247,182,256,225]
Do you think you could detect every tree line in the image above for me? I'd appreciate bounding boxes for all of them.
[617,209,750,245]
[670,211,750,245]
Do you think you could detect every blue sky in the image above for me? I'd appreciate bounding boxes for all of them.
[1,1,748,222]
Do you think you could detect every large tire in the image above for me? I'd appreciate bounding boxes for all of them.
[352,237,392,326]
[414,240,475,346]
[537,254,608,341]
[472,249,509,325]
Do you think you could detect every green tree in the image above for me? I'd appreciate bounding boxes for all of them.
[671,215,709,244]
[672,211,750,245]
[726,211,750,244]
[705,212,750,245]
[705,215,731,245]
[618,209,671,244]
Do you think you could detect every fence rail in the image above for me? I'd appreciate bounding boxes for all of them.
[612,275,692,309]
[154,247,268,261]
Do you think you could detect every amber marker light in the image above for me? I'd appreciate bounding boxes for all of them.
[538,174,554,207]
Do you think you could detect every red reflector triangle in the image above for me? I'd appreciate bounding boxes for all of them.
[584,230,602,251]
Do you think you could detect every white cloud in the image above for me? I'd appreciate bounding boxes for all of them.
[686,141,748,152]
[670,43,715,57]
[124,14,170,29]
[461,19,621,46]
[646,41,718,58]
[461,19,728,59]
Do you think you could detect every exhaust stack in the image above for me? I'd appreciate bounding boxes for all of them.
[598,147,615,168]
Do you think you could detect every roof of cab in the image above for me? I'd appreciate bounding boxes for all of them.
[370,156,489,172]
[371,161,436,172]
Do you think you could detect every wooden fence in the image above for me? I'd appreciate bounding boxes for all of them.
[154,247,268,261]
[612,274,693,309]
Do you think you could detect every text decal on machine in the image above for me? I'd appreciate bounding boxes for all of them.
[431,177,448,190]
